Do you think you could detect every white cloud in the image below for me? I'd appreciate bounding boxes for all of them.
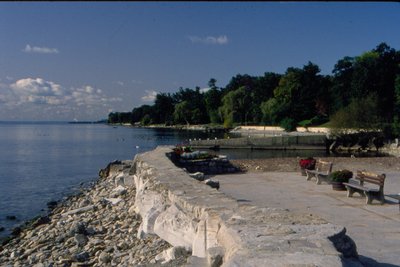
[116,81,124,86]
[141,90,158,102]
[23,44,59,54]
[5,77,123,120]
[11,78,64,105]
[199,87,211,93]
[189,35,229,45]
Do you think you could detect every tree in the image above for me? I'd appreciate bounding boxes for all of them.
[173,101,191,125]
[331,56,355,112]
[208,78,217,90]
[172,87,208,124]
[330,93,382,133]
[220,86,251,126]
[153,93,175,124]
[266,62,323,125]
[204,88,222,124]
[260,98,282,125]
[132,105,154,124]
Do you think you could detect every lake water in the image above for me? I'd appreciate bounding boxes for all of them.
[0,122,328,238]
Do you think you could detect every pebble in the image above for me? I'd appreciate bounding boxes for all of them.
[0,160,186,266]
[98,251,111,263]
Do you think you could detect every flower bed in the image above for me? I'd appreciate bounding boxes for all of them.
[299,157,316,176]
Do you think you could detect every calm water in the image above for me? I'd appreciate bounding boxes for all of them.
[0,122,329,238]
[0,122,226,238]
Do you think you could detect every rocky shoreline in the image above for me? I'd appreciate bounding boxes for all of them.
[0,160,189,267]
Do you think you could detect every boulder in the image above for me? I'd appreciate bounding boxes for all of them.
[110,185,127,197]
[188,172,205,181]
[204,179,220,190]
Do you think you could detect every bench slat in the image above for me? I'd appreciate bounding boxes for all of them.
[345,171,386,205]
[343,183,379,192]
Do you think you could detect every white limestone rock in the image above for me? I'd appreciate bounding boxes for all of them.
[155,246,191,264]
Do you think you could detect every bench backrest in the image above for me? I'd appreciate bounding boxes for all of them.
[315,160,333,174]
[356,170,386,190]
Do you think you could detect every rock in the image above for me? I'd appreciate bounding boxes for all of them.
[98,251,111,263]
[10,250,21,259]
[188,172,205,181]
[79,199,91,208]
[62,205,95,216]
[74,251,90,262]
[11,226,22,236]
[115,173,125,186]
[128,205,137,215]
[124,175,134,186]
[207,246,224,267]
[86,227,96,235]
[111,185,127,197]
[75,234,89,247]
[32,216,51,228]
[71,222,87,235]
[204,179,220,190]
[155,246,190,264]
[47,200,58,209]
[6,215,17,220]
[328,228,358,258]
[104,198,123,205]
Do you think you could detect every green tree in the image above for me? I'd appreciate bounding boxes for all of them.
[331,56,355,112]
[267,62,323,125]
[173,100,191,125]
[172,87,208,124]
[204,88,222,124]
[330,93,381,133]
[220,86,251,126]
[153,93,175,124]
[132,105,154,125]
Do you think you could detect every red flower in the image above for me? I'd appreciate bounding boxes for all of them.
[299,158,316,170]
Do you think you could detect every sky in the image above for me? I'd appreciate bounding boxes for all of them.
[0,2,399,121]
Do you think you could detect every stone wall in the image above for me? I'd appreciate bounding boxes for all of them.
[132,146,362,266]
[190,135,327,150]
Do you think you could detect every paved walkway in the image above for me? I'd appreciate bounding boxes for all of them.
[216,171,400,267]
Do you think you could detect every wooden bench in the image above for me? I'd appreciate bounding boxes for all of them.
[343,170,386,204]
[305,160,333,185]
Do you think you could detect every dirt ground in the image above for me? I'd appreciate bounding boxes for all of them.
[231,156,400,173]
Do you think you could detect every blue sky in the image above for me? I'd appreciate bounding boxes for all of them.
[0,2,399,121]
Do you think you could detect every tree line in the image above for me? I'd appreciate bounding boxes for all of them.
[108,43,400,136]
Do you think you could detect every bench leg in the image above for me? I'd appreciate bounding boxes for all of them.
[347,188,354,198]
[379,195,385,205]
[366,194,372,204]
[316,175,329,185]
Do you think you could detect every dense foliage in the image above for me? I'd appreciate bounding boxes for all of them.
[108,43,400,135]
[329,170,353,183]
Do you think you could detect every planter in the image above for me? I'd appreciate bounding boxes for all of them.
[331,181,346,191]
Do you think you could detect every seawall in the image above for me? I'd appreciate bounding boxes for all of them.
[189,135,327,150]
[132,146,362,266]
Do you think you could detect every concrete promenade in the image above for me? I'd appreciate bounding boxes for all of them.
[217,171,400,267]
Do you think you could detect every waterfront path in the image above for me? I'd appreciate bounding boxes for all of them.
[217,171,400,267]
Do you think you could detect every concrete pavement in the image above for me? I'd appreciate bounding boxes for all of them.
[216,171,400,266]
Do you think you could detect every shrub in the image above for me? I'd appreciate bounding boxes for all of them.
[329,170,353,183]
[280,117,296,132]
